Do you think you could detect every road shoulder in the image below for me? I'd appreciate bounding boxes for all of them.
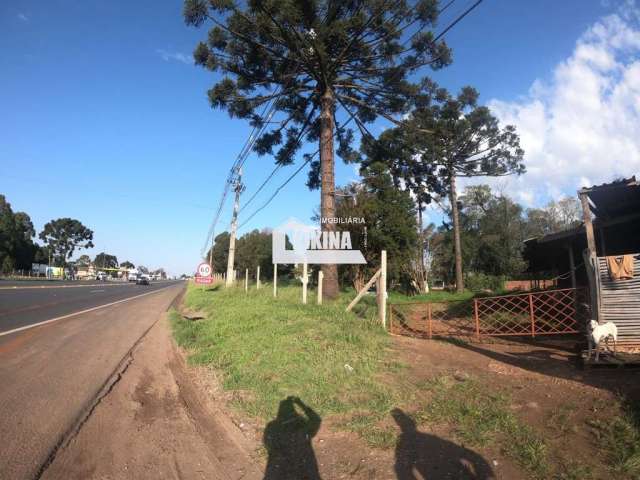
[41,312,263,480]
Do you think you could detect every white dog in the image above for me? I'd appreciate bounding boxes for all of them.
[587,320,618,362]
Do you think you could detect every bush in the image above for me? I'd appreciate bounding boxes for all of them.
[465,272,505,292]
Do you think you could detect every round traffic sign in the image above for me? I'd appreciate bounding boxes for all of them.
[197,262,212,277]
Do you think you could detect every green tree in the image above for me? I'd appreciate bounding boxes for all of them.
[525,197,582,238]
[120,260,135,269]
[364,86,524,292]
[1,195,19,273]
[235,229,273,279]
[335,163,417,291]
[207,232,230,273]
[0,195,41,272]
[33,245,49,264]
[94,252,119,269]
[76,254,92,266]
[430,185,527,288]
[184,0,452,299]
[39,218,94,267]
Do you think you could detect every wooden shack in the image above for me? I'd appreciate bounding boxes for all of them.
[579,177,640,346]
[523,177,640,345]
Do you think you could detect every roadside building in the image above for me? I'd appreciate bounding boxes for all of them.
[524,176,640,345]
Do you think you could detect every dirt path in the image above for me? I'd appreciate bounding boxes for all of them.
[391,335,640,479]
[42,315,262,480]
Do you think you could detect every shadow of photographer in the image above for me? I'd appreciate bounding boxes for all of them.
[392,408,496,480]
[263,396,322,480]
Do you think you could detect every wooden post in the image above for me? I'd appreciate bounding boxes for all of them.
[580,191,597,256]
[317,270,323,305]
[257,266,261,289]
[245,269,248,292]
[567,244,577,290]
[474,299,480,341]
[346,270,381,312]
[529,293,535,337]
[427,303,433,339]
[378,250,387,328]
[273,264,278,297]
[302,262,308,304]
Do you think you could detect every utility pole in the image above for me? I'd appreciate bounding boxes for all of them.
[226,168,244,287]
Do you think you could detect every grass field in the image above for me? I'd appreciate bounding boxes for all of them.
[171,282,640,479]
[171,283,395,423]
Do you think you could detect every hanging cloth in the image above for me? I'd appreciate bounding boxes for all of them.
[607,255,634,280]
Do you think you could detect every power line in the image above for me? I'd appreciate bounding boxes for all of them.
[238,150,319,229]
[238,164,282,214]
[200,92,280,257]
[434,0,483,42]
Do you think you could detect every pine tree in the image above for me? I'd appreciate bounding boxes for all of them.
[363,85,524,292]
[184,0,452,299]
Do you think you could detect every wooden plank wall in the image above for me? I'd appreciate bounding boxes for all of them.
[597,254,640,344]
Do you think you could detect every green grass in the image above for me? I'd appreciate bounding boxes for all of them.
[172,282,640,479]
[172,283,400,439]
[588,401,640,478]
[415,375,549,478]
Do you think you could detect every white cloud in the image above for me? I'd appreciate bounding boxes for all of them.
[466,4,640,207]
[156,49,191,65]
[17,13,29,22]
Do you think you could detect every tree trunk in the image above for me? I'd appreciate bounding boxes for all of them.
[320,87,339,300]
[417,205,426,293]
[449,173,464,292]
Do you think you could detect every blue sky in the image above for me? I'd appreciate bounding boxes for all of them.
[2,0,638,275]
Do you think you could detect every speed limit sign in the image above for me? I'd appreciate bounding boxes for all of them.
[196,262,213,284]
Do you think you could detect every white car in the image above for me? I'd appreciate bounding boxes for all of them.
[96,271,108,281]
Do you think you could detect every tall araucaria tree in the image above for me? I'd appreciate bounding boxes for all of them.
[363,86,525,292]
[183,0,453,299]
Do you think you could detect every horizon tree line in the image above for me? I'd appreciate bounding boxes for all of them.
[0,195,161,277]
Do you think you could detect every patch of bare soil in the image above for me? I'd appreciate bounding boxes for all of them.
[41,315,262,480]
[391,334,640,479]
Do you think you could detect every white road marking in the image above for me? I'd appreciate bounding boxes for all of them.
[0,285,177,338]
[0,283,130,291]
[0,281,175,291]
[90,289,105,293]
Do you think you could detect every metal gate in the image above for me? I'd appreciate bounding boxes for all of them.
[389,288,587,340]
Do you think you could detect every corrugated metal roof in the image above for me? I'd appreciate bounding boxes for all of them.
[580,175,640,220]
[578,176,637,194]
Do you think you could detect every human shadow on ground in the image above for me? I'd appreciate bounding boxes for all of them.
[392,408,496,480]
[263,396,321,480]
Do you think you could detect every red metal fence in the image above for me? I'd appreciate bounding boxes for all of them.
[389,288,587,341]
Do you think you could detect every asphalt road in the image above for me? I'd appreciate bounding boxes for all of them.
[0,280,180,335]
[0,280,185,479]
